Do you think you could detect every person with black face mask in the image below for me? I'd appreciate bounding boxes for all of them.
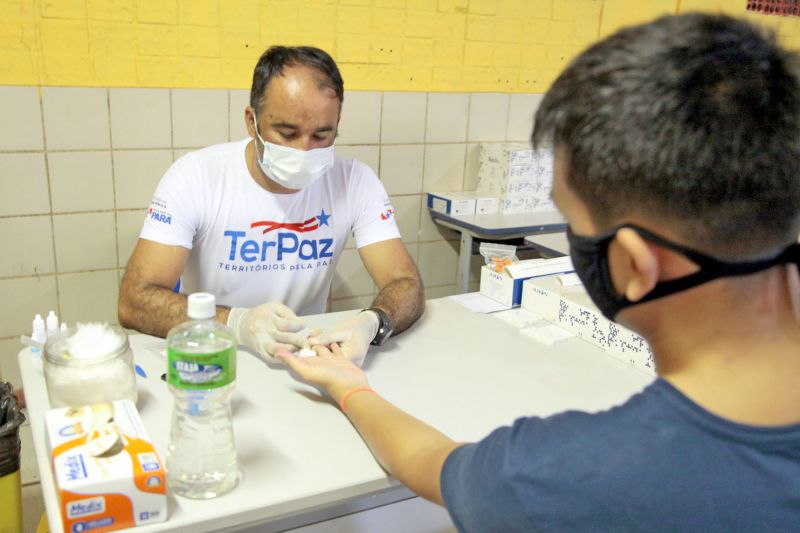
[275,13,800,532]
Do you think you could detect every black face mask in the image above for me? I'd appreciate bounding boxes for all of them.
[567,224,800,321]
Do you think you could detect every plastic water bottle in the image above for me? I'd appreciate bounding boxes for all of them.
[166,293,238,498]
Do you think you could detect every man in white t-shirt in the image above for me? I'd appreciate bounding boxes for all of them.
[118,46,424,364]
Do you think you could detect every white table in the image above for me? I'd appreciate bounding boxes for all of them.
[524,231,569,257]
[20,298,652,532]
[429,210,566,293]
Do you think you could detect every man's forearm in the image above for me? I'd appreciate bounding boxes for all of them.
[118,284,231,338]
[340,389,460,506]
[372,276,425,334]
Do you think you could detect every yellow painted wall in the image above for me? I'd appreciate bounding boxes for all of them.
[1,0,799,92]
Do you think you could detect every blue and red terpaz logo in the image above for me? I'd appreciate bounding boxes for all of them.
[222,210,334,270]
[251,209,331,234]
[380,208,394,221]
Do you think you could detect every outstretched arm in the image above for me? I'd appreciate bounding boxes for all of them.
[277,344,462,505]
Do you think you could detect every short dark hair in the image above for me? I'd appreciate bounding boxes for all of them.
[250,46,344,116]
[533,13,800,258]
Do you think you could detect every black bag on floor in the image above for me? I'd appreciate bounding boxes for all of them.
[0,381,25,477]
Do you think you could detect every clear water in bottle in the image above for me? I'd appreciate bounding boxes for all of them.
[166,293,239,499]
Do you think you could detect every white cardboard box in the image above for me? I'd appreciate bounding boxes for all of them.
[521,275,656,376]
[427,191,499,216]
[46,400,167,531]
[480,257,574,307]
[475,195,499,214]
[427,191,477,216]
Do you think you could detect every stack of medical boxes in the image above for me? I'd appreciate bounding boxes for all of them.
[476,143,555,214]
[521,275,656,376]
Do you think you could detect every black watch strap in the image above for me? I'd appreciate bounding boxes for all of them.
[364,307,394,346]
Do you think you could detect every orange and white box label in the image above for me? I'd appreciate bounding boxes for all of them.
[45,400,167,532]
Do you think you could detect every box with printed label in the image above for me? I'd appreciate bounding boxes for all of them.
[46,399,166,532]
[520,274,656,376]
[480,256,574,307]
[475,195,499,214]
[427,191,477,216]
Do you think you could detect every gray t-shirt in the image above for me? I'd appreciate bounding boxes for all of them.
[441,379,800,532]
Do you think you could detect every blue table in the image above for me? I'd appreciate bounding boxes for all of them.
[429,209,566,293]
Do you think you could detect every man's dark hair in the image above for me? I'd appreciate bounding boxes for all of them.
[533,13,800,258]
[250,46,344,116]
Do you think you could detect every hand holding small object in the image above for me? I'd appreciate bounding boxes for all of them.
[227,301,308,360]
[307,311,379,367]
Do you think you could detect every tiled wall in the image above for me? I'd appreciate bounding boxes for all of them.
[0,85,543,388]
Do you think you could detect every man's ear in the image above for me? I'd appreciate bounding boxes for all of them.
[245,107,256,138]
[615,228,659,303]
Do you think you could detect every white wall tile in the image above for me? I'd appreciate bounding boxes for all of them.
[331,248,374,299]
[117,210,146,268]
[0,87,43,151]
[58,270,120,324]
[172,89,228,148]
[418,241,458,287]
[423,144,466,193]
[0,338,25,391]
[42,87,110,150]
[0,216,55,278]
[109,88,171,149]
[467,93,510,142]
[113,150,173,209]
[381,92,427,144]
[329,294,375,313]
[419,206,460,242]
[390,194,422,243]
[425,284,457,299]
[464,142,482,191]
[335,145,380,175]
[0,154,50,216]
[507,93,544,142]
[173,148,193,161]
[337,91,381,145]
[48,152,114,212]
[0,275,58,337]
[426,93,469,143]
[379,145,424,195]
[53,213,117,272]
[229,89,251,141]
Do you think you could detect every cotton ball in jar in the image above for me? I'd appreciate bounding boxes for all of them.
[44,323,138,408]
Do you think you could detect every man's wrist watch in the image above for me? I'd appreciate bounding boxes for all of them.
[364,307,394,346]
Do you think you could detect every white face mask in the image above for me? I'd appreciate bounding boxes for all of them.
[253,125,334,190]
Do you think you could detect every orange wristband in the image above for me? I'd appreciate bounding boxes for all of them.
[339,387,376,413]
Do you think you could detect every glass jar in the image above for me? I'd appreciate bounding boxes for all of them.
[43,324,138,408]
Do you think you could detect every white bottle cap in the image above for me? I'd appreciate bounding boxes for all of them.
[32,314,45,335]
[187,292,216,319]
[31,314,46,351]
[46,310,59,333]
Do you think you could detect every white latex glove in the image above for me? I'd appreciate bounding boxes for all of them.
[307,311,379,367]
[227,302,307,360]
